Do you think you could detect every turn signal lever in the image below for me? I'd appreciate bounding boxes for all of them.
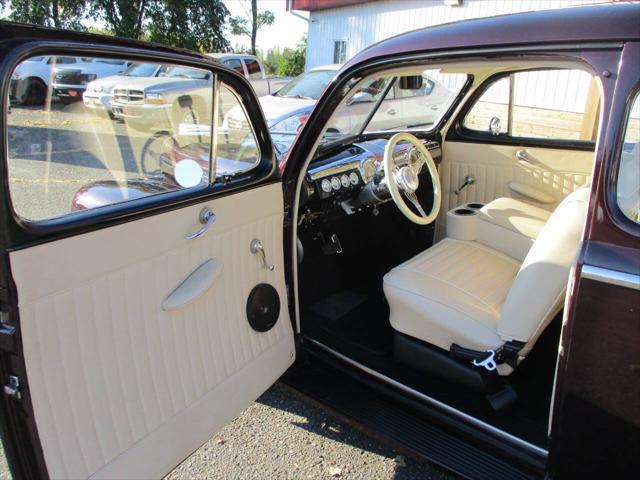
[454,175,475,195]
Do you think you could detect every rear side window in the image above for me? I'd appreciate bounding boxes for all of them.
[463,69,598,143]
[48,56,77,64]
[7,55,221,221]
[243,58,262,80]
[616,91,640,224]
[224,59,244,74]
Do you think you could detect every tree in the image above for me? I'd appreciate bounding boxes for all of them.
[91,0,149,39]
[262,47,283,76]
[277,36,306,77]
[147,0,229,52]
[229,0,274,56]
[2,0,88,30]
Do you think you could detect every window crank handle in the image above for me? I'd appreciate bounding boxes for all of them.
[250,239,274,271]
[454,175,475,195]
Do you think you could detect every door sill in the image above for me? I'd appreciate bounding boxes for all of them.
[287,336,548,477]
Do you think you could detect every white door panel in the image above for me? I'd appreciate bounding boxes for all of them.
[10,182,294,479]
[436,141,593,238]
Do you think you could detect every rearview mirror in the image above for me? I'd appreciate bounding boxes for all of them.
[399,75,423,90]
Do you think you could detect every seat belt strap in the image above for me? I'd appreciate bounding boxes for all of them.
[450,340,525,371]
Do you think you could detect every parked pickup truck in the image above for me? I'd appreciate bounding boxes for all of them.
[83,62,167,117]
[10,55,86,106]
[207,53,289,97]
[110,54,289,131]
[52,59,130,104]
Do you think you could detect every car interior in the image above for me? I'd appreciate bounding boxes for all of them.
[293,58,600,450]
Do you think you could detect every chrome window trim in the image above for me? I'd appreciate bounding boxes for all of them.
[306,337,549,460]
[581,264,640,291]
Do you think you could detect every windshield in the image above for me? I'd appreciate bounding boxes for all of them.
[275,69,337,100]
[124,63,162,77]
[323,69,468,144]
[165,66,210,80]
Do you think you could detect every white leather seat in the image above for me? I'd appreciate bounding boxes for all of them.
[384,188,589,375]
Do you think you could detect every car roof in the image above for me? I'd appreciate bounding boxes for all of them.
[344,2,640,72]
[310,64,342,72]
[207,53,257,60]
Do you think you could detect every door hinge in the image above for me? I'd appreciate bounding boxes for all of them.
[4,375,21,400]
[0,311,16,353]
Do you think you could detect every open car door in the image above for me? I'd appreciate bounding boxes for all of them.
[0,26,294,479]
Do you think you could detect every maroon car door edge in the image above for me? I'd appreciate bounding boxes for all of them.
[548,41,640,478]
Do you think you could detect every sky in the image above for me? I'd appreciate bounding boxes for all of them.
[224,0,309,52]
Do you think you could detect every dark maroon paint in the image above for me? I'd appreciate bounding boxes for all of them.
[0,3,638,479]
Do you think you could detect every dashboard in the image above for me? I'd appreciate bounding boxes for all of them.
[301,137,442,216]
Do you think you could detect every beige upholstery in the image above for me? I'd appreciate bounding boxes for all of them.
[384,187,589,374]
[476,197,551,261]
[499,187,590,355]
[384,238,520,353]
[478,197,551,239]
[10,183,295,479]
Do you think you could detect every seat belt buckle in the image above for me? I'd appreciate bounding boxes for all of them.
[472,350,497,371]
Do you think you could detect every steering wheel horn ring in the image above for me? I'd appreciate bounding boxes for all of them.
[383,132,441,225]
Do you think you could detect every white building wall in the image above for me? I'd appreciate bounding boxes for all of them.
[305,0,611,112]
[307,0,611,69]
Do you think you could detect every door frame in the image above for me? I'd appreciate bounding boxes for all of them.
[547,41,640,478]
[281,42,626,472]
[0,26,276,480]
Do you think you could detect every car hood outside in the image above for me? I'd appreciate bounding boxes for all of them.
[109,75,207,93]
[86,74,134,92]
[257,94,316,124]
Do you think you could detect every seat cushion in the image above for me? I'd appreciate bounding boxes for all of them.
[479,197,552,239]
[476,197,552,261]
[383,238,521,353]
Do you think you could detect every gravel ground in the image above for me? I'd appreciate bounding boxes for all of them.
[165,383,452,480]
[0,383,453,480]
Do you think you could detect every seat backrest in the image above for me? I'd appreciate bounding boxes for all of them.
[498,187,590,355]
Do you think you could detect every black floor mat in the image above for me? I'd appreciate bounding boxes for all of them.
[309,291,367,321]
[307,291,393,355]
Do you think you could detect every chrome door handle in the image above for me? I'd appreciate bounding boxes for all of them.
[250,239,274,271]
[186,207,216,240]
[387,109,397,115]
[516,149,531,163]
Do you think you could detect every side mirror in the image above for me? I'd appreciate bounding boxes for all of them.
[349,91,374,104]
[489,116,502,135]
[399,75,423,90]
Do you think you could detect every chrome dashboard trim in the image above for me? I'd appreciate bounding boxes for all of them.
[308,160,361,180]
[581,264,640,291]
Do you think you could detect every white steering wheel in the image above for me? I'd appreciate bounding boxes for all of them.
[383,132,441,225]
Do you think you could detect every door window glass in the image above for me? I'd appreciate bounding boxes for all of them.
[464,69,598,142]
[616,91,640,224]
[48,56,77,64]
[7,55,214,221]
[464,77,509,134]
[363,70,467,133]
[243,58,262,80]
[218,84,260,176]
